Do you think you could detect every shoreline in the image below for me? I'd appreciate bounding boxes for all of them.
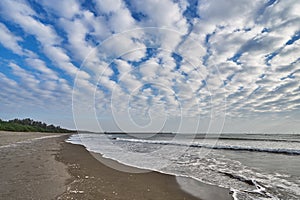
[0,132,233,200]
[56,141,202,199]
[57,138,233,200]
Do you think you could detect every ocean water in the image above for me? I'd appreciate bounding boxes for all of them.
[67,133,300,200]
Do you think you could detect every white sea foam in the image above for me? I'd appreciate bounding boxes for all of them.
[115,137,300,155]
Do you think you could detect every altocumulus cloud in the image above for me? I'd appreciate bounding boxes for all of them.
[0,0,299,133]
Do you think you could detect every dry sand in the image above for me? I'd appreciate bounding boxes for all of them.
[0,132,70,200]
[0,131,67,146]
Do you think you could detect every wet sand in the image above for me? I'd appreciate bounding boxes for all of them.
[0,132,233,200]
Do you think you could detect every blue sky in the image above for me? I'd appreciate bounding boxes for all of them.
[0,0,299,133]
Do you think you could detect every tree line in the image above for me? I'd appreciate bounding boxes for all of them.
[0,118,75,133]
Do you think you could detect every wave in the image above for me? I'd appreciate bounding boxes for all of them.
[206,137,300,143]
[219,171,280,199]
[115,137,300,155]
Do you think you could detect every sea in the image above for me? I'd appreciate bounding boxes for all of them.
[67,133,300,200]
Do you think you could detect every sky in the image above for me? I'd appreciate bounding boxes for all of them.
[0,0,299,133]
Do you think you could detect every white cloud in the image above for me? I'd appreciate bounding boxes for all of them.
[99,30,147,60]
[115,59,132,74]
[8,62,39,89]
[25,58,58,80]
[0,23,24,55]
[59,17,94,62]
[39,0,80,19]
[94,0,123,14]
[270,40,300,66]
[94,0,137,33]
[130,0,188,33]
[198,0,263,27]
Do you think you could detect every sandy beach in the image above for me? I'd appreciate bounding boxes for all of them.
[0,132,233,200]
[0,132,70,200]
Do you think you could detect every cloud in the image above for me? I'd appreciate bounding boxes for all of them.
[8,62,39,89]
[0,23,24,55]
[25,58,58,80]
[129,0,188,32]
[38,0,80,19]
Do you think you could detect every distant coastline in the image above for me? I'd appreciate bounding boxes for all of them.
[103,131,174,134]
[0,118,75,133]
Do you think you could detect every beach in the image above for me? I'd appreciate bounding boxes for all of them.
[0,131,70,200]
[0,132,233,200]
